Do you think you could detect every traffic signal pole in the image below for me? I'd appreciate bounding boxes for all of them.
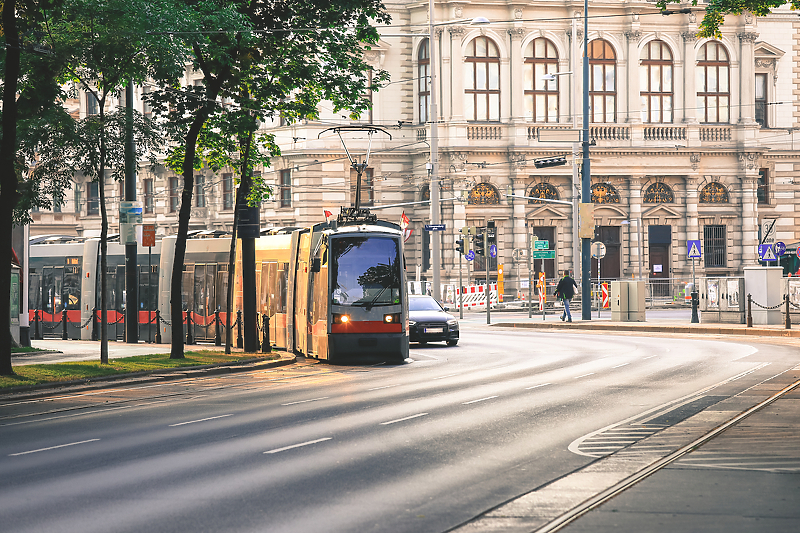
[485,232,490,325]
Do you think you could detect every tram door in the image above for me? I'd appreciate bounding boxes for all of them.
[192,263,218,342]
[39,264,81,339]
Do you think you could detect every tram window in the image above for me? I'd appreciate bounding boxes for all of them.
[29,273,41,310]
[63,267,80,310]
[331,236,401,307]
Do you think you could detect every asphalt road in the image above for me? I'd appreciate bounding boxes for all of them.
[1,325,797,533]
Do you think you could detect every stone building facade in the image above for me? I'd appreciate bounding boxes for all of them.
[32,1,800,294]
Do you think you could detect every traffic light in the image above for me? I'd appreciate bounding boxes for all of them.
[534,156,568,169]
[455,238,465,255]
[487,221,496,246]
[474,232,485,256]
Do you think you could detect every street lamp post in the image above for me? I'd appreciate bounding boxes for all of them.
[580,0,592,320]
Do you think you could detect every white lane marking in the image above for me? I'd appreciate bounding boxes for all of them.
[380,413,428,425]
[463,396,499,405]
[525,383,552,390]
[575,373,595,379]
[9,439,100,456]
[168,414,233,427]
[411,352,440,360]
[1,399,172,427]
[432,373,459,380]
[264,437,332,454]
[281,397,329,406]
[368,385,399,391]
[612,363,630,369]
[644,355,658,360]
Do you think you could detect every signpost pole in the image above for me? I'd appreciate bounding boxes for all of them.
[485,233,490,325]
[528,233,533,318]
[458,250,463,320]
[691,258,699,323]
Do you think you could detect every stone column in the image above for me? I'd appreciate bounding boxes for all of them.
[449,27,465,121]
[682,32,698,123]
[738,32,759,125]
[739,153,760,265]
[508,28,525,122]
[441,27,453,122]
[625,30,642,124]
[511,174,528,293]
[628,176,643,277]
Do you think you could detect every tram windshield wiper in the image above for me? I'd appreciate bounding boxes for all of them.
[363,285,390,311]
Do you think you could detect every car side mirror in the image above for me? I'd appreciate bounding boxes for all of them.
[443,306,450,311]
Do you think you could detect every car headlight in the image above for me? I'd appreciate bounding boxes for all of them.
[447,319,458,327]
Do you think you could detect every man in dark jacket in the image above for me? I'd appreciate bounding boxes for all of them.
[554,270,578,322]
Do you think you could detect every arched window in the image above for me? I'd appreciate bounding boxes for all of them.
[640,40,673,123]
[524,38,559,123]
[468,182,500,205]
[697,41,730,123]
[591,183,620,203]
[528,183,559,204]
[588,39,616,123]
[419,39,430,124]
[643,182,674,203]
[465,37,500,121]
[699,182,729,203]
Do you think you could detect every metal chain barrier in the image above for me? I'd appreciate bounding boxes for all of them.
[789,300,800,310]
[78,313,95,329]
[750,298,785,310]
[158,312,172,327]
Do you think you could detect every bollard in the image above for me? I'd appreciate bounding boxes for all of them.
[236,310,243,349]
[262,314,271,353]
[185,310,194,345]
[61,309,68,340]
[122,307,127,343]
[155,310,162,344]
[690,291,699,324]
[786,294,791,330]
[747,293,753,328]
[215,309,222,346]
[34,309,41,340]
[91,308,98,341]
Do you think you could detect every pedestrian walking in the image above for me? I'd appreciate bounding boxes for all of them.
[554,270,578,322]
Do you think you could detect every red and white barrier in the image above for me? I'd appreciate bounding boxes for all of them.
[455,283,498,309]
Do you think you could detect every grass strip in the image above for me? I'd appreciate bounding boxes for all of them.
[0,350,280,390]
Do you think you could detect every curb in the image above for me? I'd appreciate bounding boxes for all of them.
[0,353,297,400]
[490,321,800,338]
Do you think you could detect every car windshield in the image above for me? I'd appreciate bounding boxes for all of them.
[330,236,402,307]
[409,297,443,312]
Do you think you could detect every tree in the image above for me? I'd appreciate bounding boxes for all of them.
[43,0,187,363]
[154,0,390,359]
[657,0,796,37]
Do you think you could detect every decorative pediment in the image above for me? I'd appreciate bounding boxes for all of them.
[641,204,683,220]
[754,41,784,59]
[527,204,568,221]
[593,204,628,219]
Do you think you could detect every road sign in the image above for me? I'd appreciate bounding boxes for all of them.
[489,244,498,258]
[774,241,786,256]
[533,240,549,250]
[465,250,475,261]
[531,250,556,259]
[424,224,446,232]
[759,244,777,261]
[761,219,777,244]
[142,224,156,247]
[687,240,702,259]
[601,283,610,308]
[796,246,800,258]
[591,241,606,259]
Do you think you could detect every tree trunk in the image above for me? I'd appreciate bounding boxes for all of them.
[0,0,21,376]
[98,112,109,364]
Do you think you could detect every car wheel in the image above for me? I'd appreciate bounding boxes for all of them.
[446,340,458,346]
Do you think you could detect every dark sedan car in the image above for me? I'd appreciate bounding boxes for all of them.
[408,295,459,346]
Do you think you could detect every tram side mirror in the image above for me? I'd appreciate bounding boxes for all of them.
[311,258,321,272]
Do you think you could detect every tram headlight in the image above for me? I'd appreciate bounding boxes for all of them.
[333,313,350,324]
[384,313,401,324]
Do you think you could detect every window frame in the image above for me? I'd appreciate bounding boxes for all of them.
[280,169,292,208]
[222,173,234,210]
[350,167,374,207]
[588,39,617,123]
[464,36,501,122]
[194,174,206,208]
[169,177,180,213]
[144,179,154,214]
[87,182,99,216]
[640,40,674,124]
[524,38,560,123]
[703,224,727,268]
[757,168,770,205]
[419,39,430,124]
[697,41,730,124]
[755,72,768,128]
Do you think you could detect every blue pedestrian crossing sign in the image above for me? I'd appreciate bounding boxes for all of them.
[774,241,786,256]
[759,244,778,261]
[687,240,701,259]
[489,244,498,258]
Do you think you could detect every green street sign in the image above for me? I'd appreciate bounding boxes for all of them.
[533,240,549,250]
[531,250,555,259]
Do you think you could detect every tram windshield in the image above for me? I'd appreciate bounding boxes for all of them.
[331,236,402,308]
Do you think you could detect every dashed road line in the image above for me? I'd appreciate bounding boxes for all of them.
[264,437,332,454]
[380,413,428,425]
[168,414,233,427]
[9,438,100,456]
[462,396,499,405]
[281,397,329,406]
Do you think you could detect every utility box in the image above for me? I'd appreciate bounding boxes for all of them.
[700,277,745,323]
[611,281,628,321]
[611,280,646,322]
[744,266,783,325]
[627,280,646,322]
